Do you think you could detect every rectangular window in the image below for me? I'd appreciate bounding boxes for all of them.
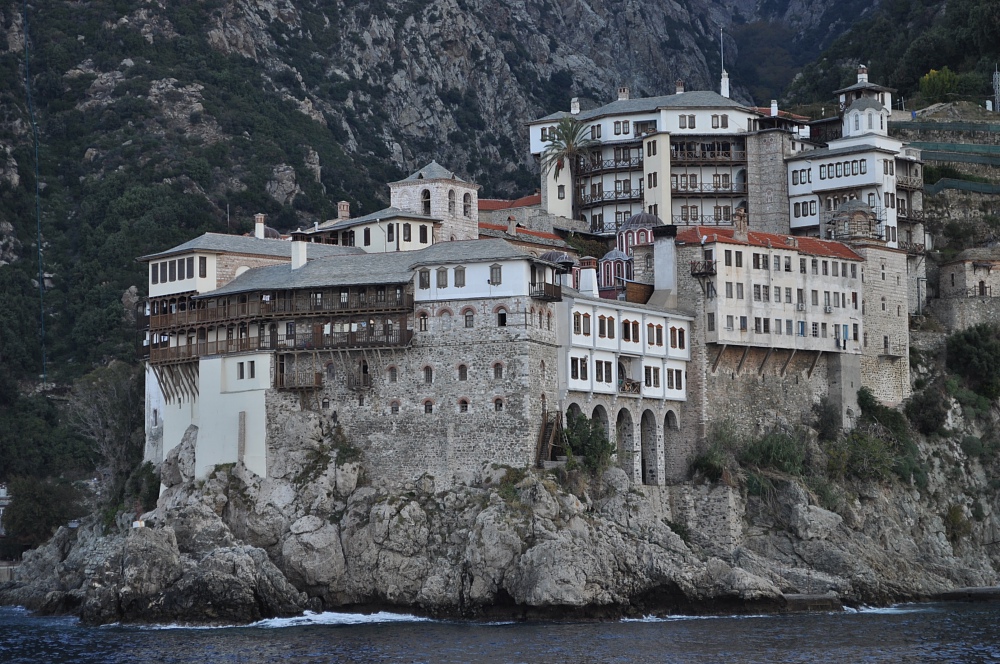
[679,115,687,129]
[614,121,622,135]
[721,114,728,128]
[736,283,744,299]
[775,319,782,335]
[632,321,640,342]
[812,322,819,337]
[712,114,720,129]
[387,223,395,242]
[238,362,245,380]
[688,115,695,128]
[571,358,579,380]
[596,361,604,383]
[645,366,653,387]
[792,171,799,185]
[490,264,502,285]
[763,318,770,334]
[151,263,159,284]
[583,315,591,336]
[785,288,792,303]
[797,288,804,304]
[853,324,859,341]
[786,319,793,336]
[753,285,761,301]
[418,270,430,289]
[822,323,828,338]
[648,323,655,345]
[454,267,465,287]
[820,164,826,179]
[608,317,615,339]
[419,225,429,243]
[811,290,819,306]
[740,316,747,331]
[726,315,734,330]
[178,259,185,280]
[754,317,762,333]
[707,313,715,332]
[580,357,588,380]
[725,282,733,298]
[735,252,743,268]
[762,285,770,301]
[822,260,829,276]
[668,370,675,389]
[199,257,207,278]
[248,361,255,379]
[168,260,176,282]
[437,269,448,288]
[403,224,412,242]
[364,228,371,246]
[725,250,732,267]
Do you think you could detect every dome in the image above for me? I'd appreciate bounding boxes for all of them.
[620,212,663,231]
[600,249,631,262]
[539,250,575,265]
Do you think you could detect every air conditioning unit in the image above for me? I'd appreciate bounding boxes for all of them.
[796,303,805,311]
[824,305,833,313]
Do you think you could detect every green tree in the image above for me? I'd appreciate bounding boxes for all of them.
[946,324,1000,399]
[919,67,959,103]
[564,411,614,474]
[540,117,597,220]
[2,477,87,548]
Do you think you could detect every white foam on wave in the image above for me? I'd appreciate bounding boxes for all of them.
[847,604,936,615]
[621,614,772,623]
[252,610,435,628]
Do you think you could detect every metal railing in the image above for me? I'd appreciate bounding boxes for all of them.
[618,378,642,395]
[670,150,746,163]
[671,215,733,226]
[671,183,748,195]
[576,157,643,175]
[579,189,644,206]
[149,292,413,330]
[148,329,413,364]
[690,260,718,276]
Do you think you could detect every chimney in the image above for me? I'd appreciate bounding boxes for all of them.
[578,256,599,296]
[857,64,868,84]
[570,97,580,115]
[652,225,678,296]
[254,213,265,239]
[675,80,685,94]
[733,207,749,241]
[291,231,308,270]
[618,86,630,101]
[770,100,778,117]
[720,70,730,98]
[507,215,517,235]
[337,200,350,220]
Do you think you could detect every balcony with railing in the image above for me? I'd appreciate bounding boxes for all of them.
[149,291,413,330]
[898,240,925,255]
[690,260,718,276]
[346,372,373,390]
[579,188,644,207]
[576,157,644,176]
[671,183,748,196]
[879,340,907,357]
[671,215,733,226]
[896,175,922,190]
[618,377,642,395]
[670,149,747,164]
[529,282,562,302]
[275,372,323,390]
[148,329,414,365]
[898,208,924,222]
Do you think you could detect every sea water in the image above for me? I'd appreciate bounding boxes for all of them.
[2,602,999,663]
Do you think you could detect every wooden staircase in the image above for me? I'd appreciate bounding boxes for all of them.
[535,411,566,468]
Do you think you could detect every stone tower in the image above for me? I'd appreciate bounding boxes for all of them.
[389,161,481,241]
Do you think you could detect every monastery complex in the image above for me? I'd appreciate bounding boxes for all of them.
[139,67,963,489]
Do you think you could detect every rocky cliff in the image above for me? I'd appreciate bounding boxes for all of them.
[3,398,997,625]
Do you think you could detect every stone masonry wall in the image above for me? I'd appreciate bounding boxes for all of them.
[926,296,1000,334]
[266,295,561,489]
[215,254,288,289]
[856,244,911,405]
[746,131,791,235]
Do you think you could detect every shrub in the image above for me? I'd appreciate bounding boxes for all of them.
[813,397,841,442]
[961,435,985,458]
[944,505,972,543]
[691,444,727,482]
[564,411,615,475]
[905,384,948,435]
[739,430,806,476]
[2,477,88,548]
[825,431,894,482]
[946,324,1000,400]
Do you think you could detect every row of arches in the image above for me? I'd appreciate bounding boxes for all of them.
[567,402,679,486]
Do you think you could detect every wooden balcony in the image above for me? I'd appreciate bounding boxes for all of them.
[671,215,732,226]
[896,175,922,190]
[898,241,925,255]
[148,329,413,365]
[671,183,748,195]
[529,282,562,302]
[690,260,718,277]
[149,292,413,331]
[346,372,372,390]
[276,372,322,390]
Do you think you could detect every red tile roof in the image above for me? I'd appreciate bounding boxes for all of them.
[675,226,862,261]
[478,193,542,211]
[479,222,562,241]
[752,107,811,122]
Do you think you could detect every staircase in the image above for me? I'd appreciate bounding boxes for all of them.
[535,411,566,468]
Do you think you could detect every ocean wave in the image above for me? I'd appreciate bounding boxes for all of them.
[252,610,435,628]
[845,604,935,615]
[621,614,771,623]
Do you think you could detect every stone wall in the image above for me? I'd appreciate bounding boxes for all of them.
[215,254,288,289]
[926,296,1000,333]
[855,243,911,405]
[268,294,561,489]
[746,131,791,235]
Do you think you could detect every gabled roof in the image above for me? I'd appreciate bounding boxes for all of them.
[675,226,863,261]
[833,80,895,95]
[398,160,465,183]
[198,239,554,298]
[478,222,567,248]
[313,207,440,232]
[138,233,362,262]
[531,90,748,124]
[786,142,898,163]
[563,286,693,319]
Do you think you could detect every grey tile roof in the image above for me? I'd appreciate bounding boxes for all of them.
[833,80,894,95]
[786,142,897,162]
[398,160,465,182]
[138,233,364,261]
[313,207,440,232]
[532,91,748,124]
[199,239,555,298]
[846,98,885,113]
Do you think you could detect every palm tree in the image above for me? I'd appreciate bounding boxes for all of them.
[540,117,597,220]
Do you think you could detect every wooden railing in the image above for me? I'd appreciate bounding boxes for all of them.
[276,372,322,389]
[671,215,732,226]
[671,183,748,195]
[149,292,413,330]
[670,150,746,163]
[896,175,922,189]
[529,282,562,301]
[898,241,925,255]
[149,329,413,364]
[690,260,718,276]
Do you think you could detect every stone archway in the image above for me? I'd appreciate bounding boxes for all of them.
[616,408,635,481]
[640,409,658,485]
[664,409,679,481]
[592,405,610,444]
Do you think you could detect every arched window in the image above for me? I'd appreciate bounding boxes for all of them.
[421,189,431,215]
[391,401,400,414]
[881,296,886,311]
[638,230,647,244]
[496,307,508,327]
[424,366,433,383]
[424,400,433,414]
[458,398,469,413]
[326,362,336,380]
[322,398,330,410]
[867,113,873,130]
[547,313,552,330]
[388,366,398,383]
[458,364,468,381]
[448,189,456,215]
[494,362,503,379]
[419,312,429,331]
[853,114,859,131]
[463,192,472,217]
[494,398,504,412]
[463,308,475,328]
